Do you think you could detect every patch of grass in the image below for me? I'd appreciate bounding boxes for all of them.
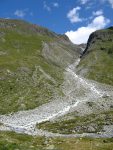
[37,110,113,134]
[0,131,113,150]
[0,123,3,126]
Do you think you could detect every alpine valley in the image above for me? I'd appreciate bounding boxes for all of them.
[0,19,113,150]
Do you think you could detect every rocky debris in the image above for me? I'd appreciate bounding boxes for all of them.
[42,42,79,68]
[0,19,113,139]
[0,51,7,55]
[74,124,96,133]
[0,59,113,138]
[0,31,5,37]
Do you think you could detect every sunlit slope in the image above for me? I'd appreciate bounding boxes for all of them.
[78,27,113,85]
[0,19,80,114]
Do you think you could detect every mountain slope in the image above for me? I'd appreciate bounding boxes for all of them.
[0,19,80,114]
[0,20,113,148]
[77,27,113,85]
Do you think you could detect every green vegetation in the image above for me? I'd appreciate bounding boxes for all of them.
[37,110,113,134]
[0,29,63,114]
[0,131,113,150]
[0,19,79,114]
[78,28,113,85]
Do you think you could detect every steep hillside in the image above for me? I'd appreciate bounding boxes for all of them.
[0,20,113,148]
[77,27,113,85]
[0,19,80,114]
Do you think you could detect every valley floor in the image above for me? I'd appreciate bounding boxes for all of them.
[1,131,113,150]
[0,59,113,139]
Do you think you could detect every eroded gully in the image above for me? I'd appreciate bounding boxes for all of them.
[0,58,113,138]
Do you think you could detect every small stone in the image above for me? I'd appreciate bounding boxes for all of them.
[46,144,55,150]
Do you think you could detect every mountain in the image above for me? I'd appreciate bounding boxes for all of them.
[35,27,113,140]
[0,19,113,150]
[77,27,113,85]
[0,18,80,114]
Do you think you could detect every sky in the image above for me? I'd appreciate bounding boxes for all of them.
[0,0,113,44]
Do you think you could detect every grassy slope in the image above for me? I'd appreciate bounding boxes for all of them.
[78,28,113,85]
[0,19,78,114]
[37,109,113,134]
[0,131,113,150]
